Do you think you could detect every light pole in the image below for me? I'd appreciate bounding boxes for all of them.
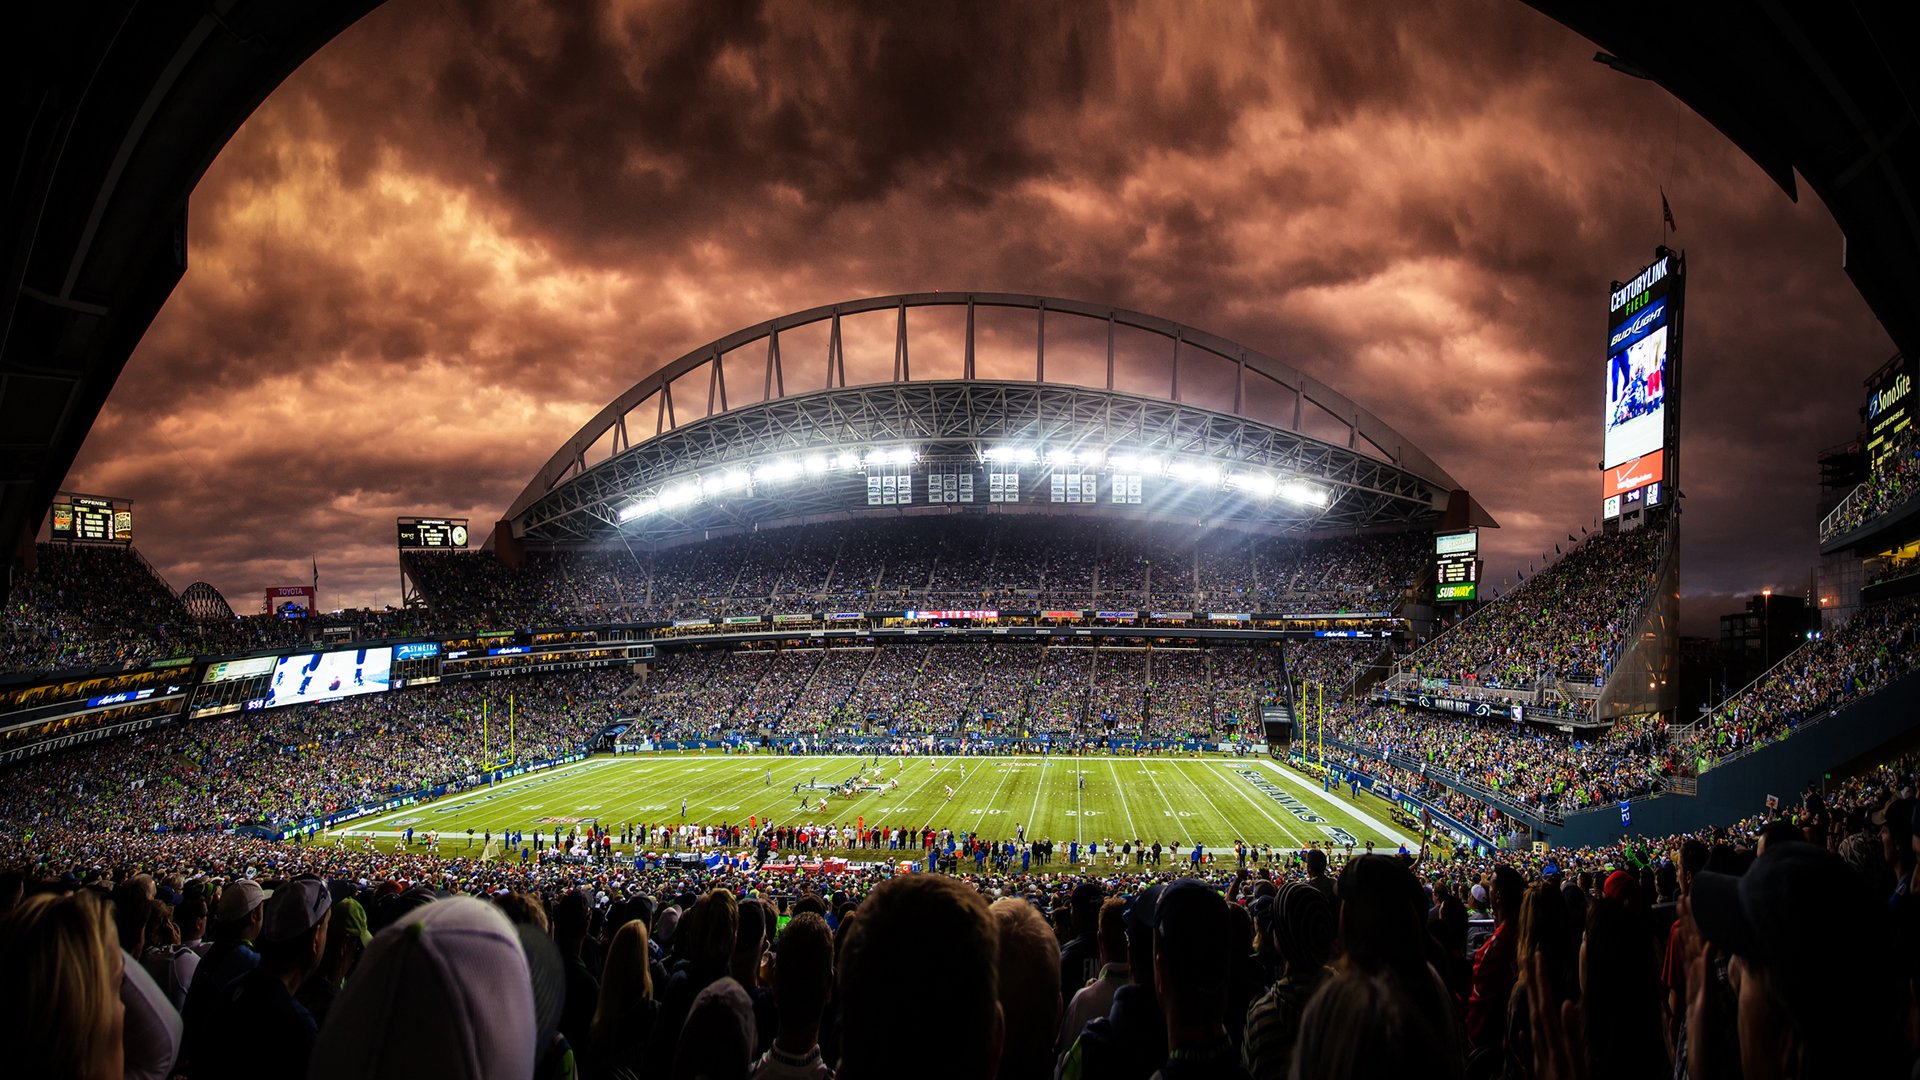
[1761,589,1773,671]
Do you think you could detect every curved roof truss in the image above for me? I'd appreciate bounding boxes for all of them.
[504,294,1489,546]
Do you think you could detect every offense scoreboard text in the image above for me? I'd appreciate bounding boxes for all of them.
[1435,529,1479,602]
[397,517,470,549]
[49,493,132,544]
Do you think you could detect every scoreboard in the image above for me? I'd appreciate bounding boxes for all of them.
[49,493,132,544]
[1435,529,1479,602]
[397,517,469,549]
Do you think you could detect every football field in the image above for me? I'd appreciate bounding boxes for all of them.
[329,752,1421,857]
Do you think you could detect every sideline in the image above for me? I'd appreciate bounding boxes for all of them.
[1257,758,1419,850]
[333,757,614,834]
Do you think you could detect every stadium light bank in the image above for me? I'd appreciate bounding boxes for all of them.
[987,443,1328,508]
[616,445,924,522]
[615,441,1329,523]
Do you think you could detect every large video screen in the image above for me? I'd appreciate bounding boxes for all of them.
[1604,255,1674,469]
[263,647,392,708]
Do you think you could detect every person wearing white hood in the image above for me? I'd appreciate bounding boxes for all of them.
[311,896,538,1080]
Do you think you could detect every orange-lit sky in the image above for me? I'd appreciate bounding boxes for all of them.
[63,0,1891,631]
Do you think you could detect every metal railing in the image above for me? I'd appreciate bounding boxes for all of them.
[1309,732,1564,828]
[1820,480,1871,543]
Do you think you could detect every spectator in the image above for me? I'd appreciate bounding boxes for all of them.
[1242,882,1332,1078]
[656,888,739,1069]
[1577,898,1663,1077]
[591,919,659,1080]
[1682,842,1906,1078]
[1501,881,1574,1080]
[0,889,126,1079]
[752,911,833,1080]
[1060,884,1169,1080]
[1059,881,1106,1006]
[989,897,1061,1080]
[141,896,199,1010]
[1465,865,1523,1057]
[310,896,537,1080]
[1292,967,1464,1080]
[297,895,369,1026]
[1058,897,1129,1055]
[1333,856,1458,1066]
[1301,849,1336,906]
[837,874,1001,1080]
[731,898,776,1054]
[555,889,604,1055]
[674,978,759,1080]
[196,877,331,1080]
[178,877,265,1071]
[1149,881,1249,1079]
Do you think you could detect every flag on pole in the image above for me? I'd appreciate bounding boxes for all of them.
[1661,189,1678,234]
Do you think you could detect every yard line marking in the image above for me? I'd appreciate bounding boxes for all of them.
[1162,759,1250,851]
[1138,760,1194,846]
[1107,759,1137,839]
[973,754,1018,830]
[1025,756,1047,837]
[735,755,840,828]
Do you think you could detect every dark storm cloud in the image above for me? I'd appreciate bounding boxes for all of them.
[60,0,1892,626]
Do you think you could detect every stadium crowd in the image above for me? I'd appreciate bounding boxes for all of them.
[4,742,1914,1079]
[2,520,1415,679]
[1304,702,1674,817]
[1678,594,1920,770]
[398,518,1422,630]
[1401,523,1667,690]
[1823,425,1920,539]
[0,544,445,674]
[0,669,629,835]
[617,643,1288,744]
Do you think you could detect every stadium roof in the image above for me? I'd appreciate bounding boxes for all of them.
[499,293,1495,546]
[2,1,379,573]
[1528,1,1920,362]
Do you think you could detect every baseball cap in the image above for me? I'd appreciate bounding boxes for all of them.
[1071,881,1104,913]
[1690,841,1893,1018]
[309,897,536,1080]
[1602,870,1640,908]
[1122,884,1166,934]
[333,897,372,948]
[1246,894,1275,934]
[1154,882,1232,991]
[262,879,332,944]
[216,879,266,924]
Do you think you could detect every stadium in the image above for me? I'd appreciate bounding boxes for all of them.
[3,4,1919,1080]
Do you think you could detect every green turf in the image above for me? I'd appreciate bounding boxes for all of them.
[327,753,1421,859]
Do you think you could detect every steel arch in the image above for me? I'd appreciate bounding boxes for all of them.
[501,293,1490,545]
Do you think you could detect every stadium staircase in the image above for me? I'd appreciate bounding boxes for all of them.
[1590,523,1679,721]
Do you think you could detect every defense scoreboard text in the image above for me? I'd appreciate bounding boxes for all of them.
[1435,529,1479,602]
